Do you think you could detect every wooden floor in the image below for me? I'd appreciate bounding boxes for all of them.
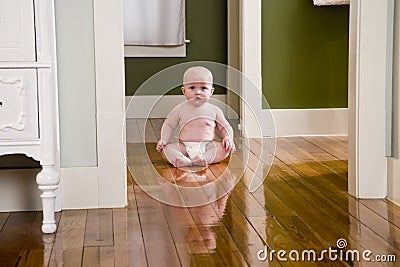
[1,119,399,266]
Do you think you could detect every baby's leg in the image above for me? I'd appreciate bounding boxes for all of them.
[162,143,192,167]
[202,142,230,165]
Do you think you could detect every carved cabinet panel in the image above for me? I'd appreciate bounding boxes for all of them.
[0,69,38,139]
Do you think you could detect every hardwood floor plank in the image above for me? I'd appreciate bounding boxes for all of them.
[84,209,114,247]
[273,215,350,266]
[82,247,101,266]
[218,198,279,267]
[274,161,351,227]
[209,163,268,218]
[113,207,147,267]
[0,212,36,267]
[360,199,400,228]
[210,224,250,266]
[302,136,348,161]
[134,185,181,267]
[17,212,59,267]
[282,137,348,183]
[48,210,87,267]
[81,246,116,267]
[161,204,220,266]
[346,212,400,266]
[127,165,134,185]
[100,246,115,267]
[16,250,45,267]
[20,212,61,266]
[348,197,400,251]
[15,212,58,267]
[0,212,10,232]
[272,142,349,209]
[275,144,347,192]
[333,136,348,143]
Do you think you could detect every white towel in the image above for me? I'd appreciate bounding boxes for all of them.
[124,0,185,46]
[313,0,350,6]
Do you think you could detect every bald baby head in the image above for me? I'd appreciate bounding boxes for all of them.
[183,66,213,85]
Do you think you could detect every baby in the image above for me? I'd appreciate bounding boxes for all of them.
[156,66,236,167]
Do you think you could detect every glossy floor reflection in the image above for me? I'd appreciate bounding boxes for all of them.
[1,133,400,266]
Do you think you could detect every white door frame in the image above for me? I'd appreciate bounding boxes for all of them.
[240,0,263,138]
[347,0,393,198]
[239,0,394,198]
[92,0,127,207]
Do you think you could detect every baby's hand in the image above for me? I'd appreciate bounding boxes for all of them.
[156,140,167,152]
[222,136,236,153]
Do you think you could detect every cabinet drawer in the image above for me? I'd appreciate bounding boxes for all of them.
[0,69,38,139]
[0,0,36,61]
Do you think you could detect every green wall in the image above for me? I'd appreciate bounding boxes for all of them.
[125,0,227,95]
[262,0,349,109]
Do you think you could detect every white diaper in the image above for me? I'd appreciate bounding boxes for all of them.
[182,142,211,160]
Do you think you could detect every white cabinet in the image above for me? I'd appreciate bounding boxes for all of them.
[0,0,36,61]
[0,0,60,233]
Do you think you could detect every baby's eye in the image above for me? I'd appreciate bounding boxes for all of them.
[201,87,208,90]
[189,86,195,90]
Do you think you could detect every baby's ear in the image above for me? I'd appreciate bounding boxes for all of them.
[211,87,215,94]
[181,86,185,93]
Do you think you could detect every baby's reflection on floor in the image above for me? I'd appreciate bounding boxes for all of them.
[158,165,237,257]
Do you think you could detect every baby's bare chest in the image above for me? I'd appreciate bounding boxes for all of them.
[181,117,215,129]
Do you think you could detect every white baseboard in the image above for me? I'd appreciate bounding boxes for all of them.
[61,167,99,209]
[125,95,227,118]
[386,197,400,207]
[265,108,348,137]
[61,164,127,210]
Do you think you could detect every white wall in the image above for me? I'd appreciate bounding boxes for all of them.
[56,0,98,168]
[388,0,400,205]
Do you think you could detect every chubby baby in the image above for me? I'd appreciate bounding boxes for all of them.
[156,66,236,167]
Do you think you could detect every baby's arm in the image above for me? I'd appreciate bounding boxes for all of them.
[157,107,180,152]
[215,108,236,152]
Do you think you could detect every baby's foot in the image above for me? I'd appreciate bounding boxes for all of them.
[191,156,208,166]
[175,156,192,168]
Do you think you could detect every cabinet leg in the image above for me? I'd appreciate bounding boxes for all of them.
[36,166,59,233]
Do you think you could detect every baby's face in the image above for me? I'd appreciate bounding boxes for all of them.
[182,82,214,106]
